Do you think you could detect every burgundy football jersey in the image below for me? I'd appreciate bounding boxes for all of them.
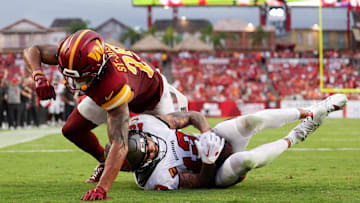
[86,44,163,113]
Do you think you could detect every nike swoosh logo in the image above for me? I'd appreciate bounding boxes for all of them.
[105,91,114,101]
[206,148,210,157]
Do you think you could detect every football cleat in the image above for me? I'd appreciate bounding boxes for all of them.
[286,105,327,146]
[308,94,347,115]
[85,163,104,183]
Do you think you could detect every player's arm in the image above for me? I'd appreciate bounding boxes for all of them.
[23,45,58,100]
[180,132,225,189]
[179,164,217,188]
[97,102,129,192]
[23,45,58,71]
[156,111,210,133]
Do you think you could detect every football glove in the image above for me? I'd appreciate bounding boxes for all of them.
[195,132,225,164]
[81,185,109,201]
[32,71,56,100]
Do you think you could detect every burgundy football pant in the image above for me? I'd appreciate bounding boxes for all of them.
[62,108,105,162]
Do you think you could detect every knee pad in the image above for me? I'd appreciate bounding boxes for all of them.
[230,151,257,173]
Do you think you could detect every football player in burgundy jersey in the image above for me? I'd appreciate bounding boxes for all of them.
[23,29,187,200]
[119,94,346,190]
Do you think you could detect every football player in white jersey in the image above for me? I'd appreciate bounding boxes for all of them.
[107,94,347,189]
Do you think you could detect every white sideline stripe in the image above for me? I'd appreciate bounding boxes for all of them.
[1,148,360,153]
[288,148,360,151]
[0,149,77,153]
[257,138,360,142]
[319,138,360,141]
[0,127,61,149]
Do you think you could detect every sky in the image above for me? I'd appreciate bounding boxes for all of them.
[1,0,260,29]
[0,0,349,30]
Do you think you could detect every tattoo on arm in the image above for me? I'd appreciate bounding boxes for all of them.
[157,111,210,132]
[157,112,190,129]
[179,164,217,189]
[107,103,130,146]
[179,173,201,188]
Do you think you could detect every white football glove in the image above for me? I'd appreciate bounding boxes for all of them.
[195,132,225,165]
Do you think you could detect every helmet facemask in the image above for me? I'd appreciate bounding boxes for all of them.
[60,53,109,91]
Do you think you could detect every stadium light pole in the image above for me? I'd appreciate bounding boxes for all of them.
[173,7,178,21]
[147,6,152,30]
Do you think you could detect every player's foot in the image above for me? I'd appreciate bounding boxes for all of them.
[85,163,104,183]
[308,94,347,115]
[286,105,327,146]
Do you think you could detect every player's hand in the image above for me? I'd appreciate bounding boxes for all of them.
[81,186,109,201]
[32,71,56,100]
[195,132,225,164]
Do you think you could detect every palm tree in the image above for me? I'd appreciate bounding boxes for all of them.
[200,24,231,49]
[200,24,213,44]
[162,27,180,47]
[66,20,91,34]
[250,26,270,47]
[145,26,157,37]
[120,27,143,45]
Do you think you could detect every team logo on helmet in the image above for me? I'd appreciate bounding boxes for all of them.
[57,29,108,91]
[87,39,104,63]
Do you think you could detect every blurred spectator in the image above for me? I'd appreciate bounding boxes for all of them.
[38,100,49,127]
[4,70,24,129]
[0,72,6,129]
[48,77,65,126]
[23,77,39,127]
[20,77,32,127]
[61,83,76,121]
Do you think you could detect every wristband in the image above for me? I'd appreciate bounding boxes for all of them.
[32,71,45,81]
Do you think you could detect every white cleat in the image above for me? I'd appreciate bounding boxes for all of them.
[318,93,347,114]
[286,105,328,146]
[308,94,348,116]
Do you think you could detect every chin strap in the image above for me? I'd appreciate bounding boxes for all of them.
[95,54,113,80]
[76,54,113,91]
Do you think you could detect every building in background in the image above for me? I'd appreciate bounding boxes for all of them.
[214,19,275,51]
[291,20,348,51]
[153,19,210,41]
[50,18,85,45]
[96,18,129,46]
[0,19,54,53]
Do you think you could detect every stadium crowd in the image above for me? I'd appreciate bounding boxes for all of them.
[0,53,76,130]
[171,50,360,103]
[0,49,359,129]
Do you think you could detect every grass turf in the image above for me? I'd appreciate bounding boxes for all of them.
[0,118,359,202]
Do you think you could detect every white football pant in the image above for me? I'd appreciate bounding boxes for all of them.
[77,74,180,125]
[214,108,300,187]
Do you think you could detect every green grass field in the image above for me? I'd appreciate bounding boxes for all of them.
[0,118,359,202]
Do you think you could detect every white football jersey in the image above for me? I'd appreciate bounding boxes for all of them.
[129,114,202,190]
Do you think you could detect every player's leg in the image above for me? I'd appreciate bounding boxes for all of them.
[144,74,177,115]
[215,138,289,187]
[213,108,307,152]
[215,107,325,187]
[215,94,347,187]
[284,94,347,146]
[62,96,107,183]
